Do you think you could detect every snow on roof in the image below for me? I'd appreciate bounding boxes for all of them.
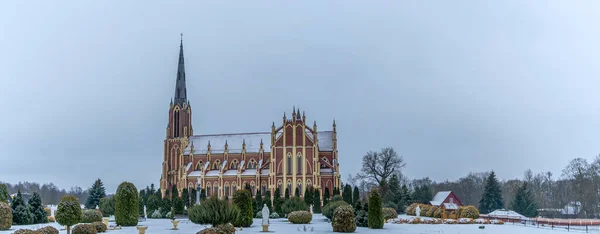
[188,171,202,177]
[321,168,333,173]
[318,131,334,151]
[221,160,227,170]
[430,191,451,206]
[186,162,192,171]
[223,170,237,176]
[242,169,257,176]
[184,132,270,155]
[487,209,529,220]
[205,170,219,177]
[261,169,269,175]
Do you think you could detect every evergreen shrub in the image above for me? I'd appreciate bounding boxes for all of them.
[0,202,11,230]
[269,212,280,219]
[13,229,41,234]
[354,201,368,227]
[281,197,308,216]
[114,182,139,226]
[332,205,356,233]
[56,195,82,234]
[98,197,115,217]
[232,190,253,227]
[426,206,437,217]
[91,221,107,233]
[459,206,480,219]
[37,226,59,234]
[368,190,383,229]
[72,224,97,234]
[382,207,398,220]
[287,211,312,224]
[189,197,240,227]
[323,201,349,221]
[81,210,103,223]
[332,195,343,202]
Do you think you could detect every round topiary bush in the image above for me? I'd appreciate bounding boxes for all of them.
[37,226,59,234]
[72,224,97,234]
[382,207,398,220]
[189,197,240,227]
[114,182,139,226]
[459,206,480,219]
[81,210,102,223]
[232,190,253,227]
[332,205,356,233]
[91,221,106,233]
[332,195,343,202]
[0,202,12,230]
[368,189,383,229]
[287,211,312,224]
[13,229,41,234]
[281,197,308,217]
[56,195,82,234]
[323,201,349,221]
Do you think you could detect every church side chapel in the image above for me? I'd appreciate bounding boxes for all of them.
[160,39,341,203]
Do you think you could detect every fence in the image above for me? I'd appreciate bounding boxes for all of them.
[490,216,600,233]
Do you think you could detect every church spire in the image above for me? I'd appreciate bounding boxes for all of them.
[174,33,187,106]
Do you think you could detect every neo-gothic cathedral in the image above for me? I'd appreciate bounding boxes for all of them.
[160,39,341,202]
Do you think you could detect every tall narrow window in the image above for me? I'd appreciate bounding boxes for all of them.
[262,184,267,196]
[206,183,212,197]
[297,153,302,174]
[287,153,292,175]
[225,184,230,197]
[173,111,180,138]
[214,184,218,198]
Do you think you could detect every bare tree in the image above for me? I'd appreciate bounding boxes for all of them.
[358,147,406,185]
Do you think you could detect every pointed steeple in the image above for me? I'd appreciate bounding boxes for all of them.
[174,34,188,106]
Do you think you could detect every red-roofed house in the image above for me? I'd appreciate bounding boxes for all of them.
[430,191,463,210]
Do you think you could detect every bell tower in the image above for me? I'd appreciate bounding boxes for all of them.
[161,35,193,198]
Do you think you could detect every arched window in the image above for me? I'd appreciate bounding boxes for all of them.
[230,160,239,170]
[248,159,257,169]
[213,160,221,170]
[287,180,292,196]
[173,110,180,138]
[206,183,212,197]
[297,180,303,196]
[250,181,256,196]
[232,182,237,193]
[261,182,267,196]
[196,161,204,171]
[287,152,292,175]
[277,180,283,194]
[214,184,219,198]
[297,153,302,173]
[307,179,312,188]
[225,183,230,197]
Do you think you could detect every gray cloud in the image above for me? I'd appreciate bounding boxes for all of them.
[0,1,599,192]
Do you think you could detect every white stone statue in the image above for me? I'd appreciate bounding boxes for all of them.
[262,204,270,225]
[310,204,313,214]
[416,205,421,217]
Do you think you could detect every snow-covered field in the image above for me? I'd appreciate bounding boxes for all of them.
[0,214,590,234]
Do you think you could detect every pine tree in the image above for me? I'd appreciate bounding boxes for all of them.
[294,187,300,197]
[200,188,206,201]
[378,179,389,203]
[510,182,538,217]
[189,188,197,207]
[399,184,411,211]
[28,192,48,224]
[245,183,252,191]
[304,187,313,206]
[254,188,263,216]
[264,190,272,212]
[0,184,8,203]
[273,188,283,214]
[11,190,31,225]
[313,188,321,213]
[368,189,384,229]
[387,174,402,208]
[343,184,353,204]
[285,188,290,200]
[182,188,189,208]
[479,171,504,214]
[323,188,330,206]
[353,186,360,205]
[85,179,106,209]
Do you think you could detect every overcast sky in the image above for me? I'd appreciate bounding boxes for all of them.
[1,1,599,193]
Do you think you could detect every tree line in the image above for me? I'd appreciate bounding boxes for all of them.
[348,147,600,218]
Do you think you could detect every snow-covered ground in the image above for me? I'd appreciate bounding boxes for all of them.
[0,214,589,234]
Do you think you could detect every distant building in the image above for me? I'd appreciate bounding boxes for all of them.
[430,191,463,210]
[9,192,32,205]
[538,201,581,218]
[160,38,341,202]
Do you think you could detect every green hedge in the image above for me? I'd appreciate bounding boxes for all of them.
[323,201,349,221]
[281,197,308,217]
[287,211,312,224]
[114,182,139,226]
[189,197,240,227]
[382,207,398,220]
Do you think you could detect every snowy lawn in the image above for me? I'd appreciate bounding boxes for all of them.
[0,214,586,234]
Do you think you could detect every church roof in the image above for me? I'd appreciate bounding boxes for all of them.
[318,131,334,151]
[184,132,271,155]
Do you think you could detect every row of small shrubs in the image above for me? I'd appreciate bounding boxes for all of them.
[405,203,480,219]
[287,211,312,224]
[14,226,58,234]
